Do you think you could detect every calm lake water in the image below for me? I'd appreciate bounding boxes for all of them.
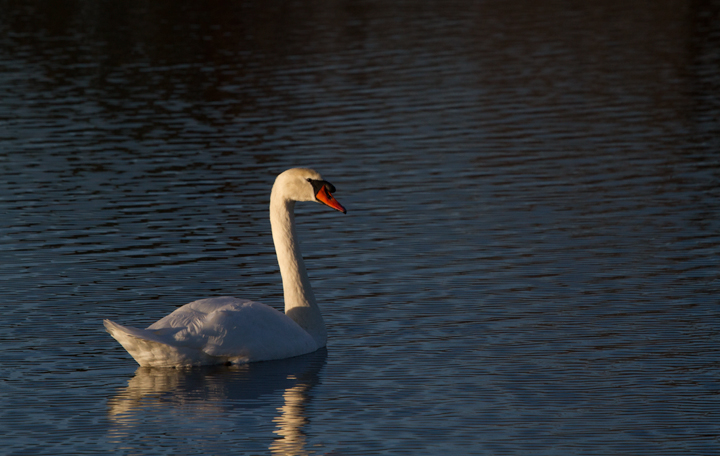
[1,0,719,454]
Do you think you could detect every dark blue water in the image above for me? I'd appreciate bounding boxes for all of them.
[1,0,719,454]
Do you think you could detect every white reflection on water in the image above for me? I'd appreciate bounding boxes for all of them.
[269,381,312,456]
[107,350,326,455]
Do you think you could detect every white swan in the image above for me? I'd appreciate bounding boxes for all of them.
[104,168,346,367]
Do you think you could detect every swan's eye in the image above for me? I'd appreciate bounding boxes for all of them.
[308,179,323,195]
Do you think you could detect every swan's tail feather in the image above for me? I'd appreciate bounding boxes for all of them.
[104,319,161,342]
[103,319,217,367]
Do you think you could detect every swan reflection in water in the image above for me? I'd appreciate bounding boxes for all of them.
[108,349,327,455]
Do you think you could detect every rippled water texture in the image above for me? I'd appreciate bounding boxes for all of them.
[1,0,719,454]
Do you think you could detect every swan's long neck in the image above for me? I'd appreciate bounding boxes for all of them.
[270,194,327,347]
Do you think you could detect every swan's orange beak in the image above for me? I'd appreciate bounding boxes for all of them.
[316,185,346,214]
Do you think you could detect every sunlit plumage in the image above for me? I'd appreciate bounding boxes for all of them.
[104,168,346,367]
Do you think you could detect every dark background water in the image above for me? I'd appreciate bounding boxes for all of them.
[1,0,719,454]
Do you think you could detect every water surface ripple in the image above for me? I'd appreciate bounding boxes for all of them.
[0,1,718,455]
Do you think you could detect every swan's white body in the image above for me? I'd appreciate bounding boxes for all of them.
[104,168,345,367]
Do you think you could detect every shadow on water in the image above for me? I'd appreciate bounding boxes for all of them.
[108,349,327,455]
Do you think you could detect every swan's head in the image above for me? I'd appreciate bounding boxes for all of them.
[273,168,346,214]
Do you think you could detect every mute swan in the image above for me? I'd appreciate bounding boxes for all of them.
[104,168,346,367]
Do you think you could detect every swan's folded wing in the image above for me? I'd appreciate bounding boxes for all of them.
[186,301,318,362]
[146,296,252,331]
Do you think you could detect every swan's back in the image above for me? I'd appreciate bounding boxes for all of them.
[104,297,318,367]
